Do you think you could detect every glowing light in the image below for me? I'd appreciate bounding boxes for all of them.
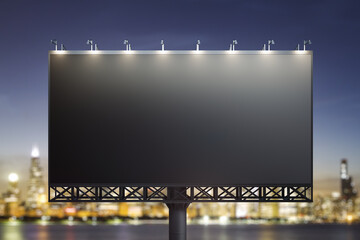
[260,50,271,55]
[202,215,210,225]
[67,216,74,226]
[8,173,19,182]
[40,216,50,226]
[39,194,47,204]
[347,215,353,223]
[90,50,99,55]
[219,216,229,224]
[193,50,203,55]
[111,217,122,225]
[31,146,40,158]
[65,207,76,214]
[331,192,340,198]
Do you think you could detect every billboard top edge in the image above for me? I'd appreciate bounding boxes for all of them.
[49,50,313,55]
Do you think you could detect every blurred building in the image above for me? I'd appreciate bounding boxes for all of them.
[2,173,24,217]
[25,146,46,214]
[142,202,168,218]
[0,198,5,216]
[340,159,357,201]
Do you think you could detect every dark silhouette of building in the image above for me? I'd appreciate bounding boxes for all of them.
[340,159,357,201]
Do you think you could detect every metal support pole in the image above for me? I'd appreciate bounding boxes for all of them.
[166,187,190,240]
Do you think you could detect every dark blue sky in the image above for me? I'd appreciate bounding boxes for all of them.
[0,0,359,194]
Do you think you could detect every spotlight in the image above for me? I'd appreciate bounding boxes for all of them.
[303,40,312,50]
[50,39,58,51]
[232,40,238,51]
[86,39,94,51]
[196,40,200,51]
[124,40,132,52]
[296,44,300,50]
[262,44,266,51]
[161,40,165,51]
[267,40,275,50]
[94,43,99,51]
[124,40,130,51]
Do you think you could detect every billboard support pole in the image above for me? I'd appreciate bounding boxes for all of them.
[166,187,190,240]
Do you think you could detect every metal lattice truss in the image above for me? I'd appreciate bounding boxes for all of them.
[49,185,312,202]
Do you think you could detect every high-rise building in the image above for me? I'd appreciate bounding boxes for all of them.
[2,173,21,217]
[340,159,357,201]
[25,146,46,210]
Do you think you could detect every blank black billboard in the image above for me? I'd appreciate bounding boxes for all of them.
[49,51,312,186]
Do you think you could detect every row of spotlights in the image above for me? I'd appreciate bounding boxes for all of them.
[51,39,312,51]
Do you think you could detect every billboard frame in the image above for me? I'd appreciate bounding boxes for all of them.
[48,50,313,203]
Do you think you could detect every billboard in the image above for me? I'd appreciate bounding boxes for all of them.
[49,51,312,190]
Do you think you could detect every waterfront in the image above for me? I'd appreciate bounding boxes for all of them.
[1,223,360,240]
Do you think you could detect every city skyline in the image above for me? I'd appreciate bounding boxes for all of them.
[0,145,358,223]
[1,1,360,194]
[1,145,357,200]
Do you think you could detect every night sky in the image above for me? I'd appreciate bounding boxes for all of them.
[0,0,359,195]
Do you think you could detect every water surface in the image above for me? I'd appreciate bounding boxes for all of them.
[1,223,359,240]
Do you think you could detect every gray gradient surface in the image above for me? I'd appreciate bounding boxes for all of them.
[49,51,312,185]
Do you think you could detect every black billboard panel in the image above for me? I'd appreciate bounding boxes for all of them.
[49,51,312,200]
